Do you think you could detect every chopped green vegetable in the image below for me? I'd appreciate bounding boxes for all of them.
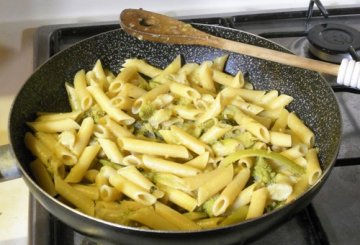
[202,195,219,217]
[266,200,285,212]
[235,132,256,148]
[220,149,305,175]
[82,105,106,123]
[252,157,276,184]
[138,102,156,121]
[133,121,158,139]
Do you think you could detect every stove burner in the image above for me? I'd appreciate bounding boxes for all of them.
[307,23,360,63]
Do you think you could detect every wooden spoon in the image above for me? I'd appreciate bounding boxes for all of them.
[119,9,340,76]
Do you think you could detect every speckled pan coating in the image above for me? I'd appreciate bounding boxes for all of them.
[9,24,341,244]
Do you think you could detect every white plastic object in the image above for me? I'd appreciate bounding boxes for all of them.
[337,58,360,89]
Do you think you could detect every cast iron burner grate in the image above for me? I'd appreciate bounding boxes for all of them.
[307,23,360,63]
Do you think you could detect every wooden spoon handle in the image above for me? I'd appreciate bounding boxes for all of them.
[120,9,339,76]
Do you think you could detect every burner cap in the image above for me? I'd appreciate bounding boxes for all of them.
[307,23,360,63]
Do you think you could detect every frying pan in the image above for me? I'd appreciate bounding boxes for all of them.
[1,19,341,244]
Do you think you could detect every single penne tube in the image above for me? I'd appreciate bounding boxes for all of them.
[213,70,244,88]
[196,217,224,229]
[123,58,162,78]
[122,154,143,166]
[280,144,308,160]
[251,114,272,129]
[74,69,93,110]
[287,112,315,147]
[182,165,226,191]
[294,156,307,168]
[266,94,293,110]
[30,158,57,196]
[231,98,264,116]
[110,95,135,111]
[173,105,202,120]
[27,118,80,133]
[154,202,201,230]
[98,138,123,164]
[170,125,209,155]
[132,82,170,114]
[197,164,234,205]
[92,60,108,90]
[87,85,135,125]
[169,82,201,100]
[35,111,82,122]
[258,108,283,121]
[152,173,190,193]
[212,54,228,71]
[110,66,138,93]
[232,182,260,210]
[99,184,122,202]
[73,117,94,156]
[200,123,232,144]
[184,152,209,170]
[109,174,156,206]
[72,184,100,200]
[129,206,179,230]
[142,155,200,177]
[160,184,197,212]
[54,175,95,216]
[271,109,290,132]
[93,124,114,139]
[118,137,190,159]
[212,168,250,216]
[162,54,182,74]
[269,131,292,147]
[65,82,81,111]
[117,165,164,198]
[99,116,134,138]
[286,175,309,204]
[198,61,216,92]
[65,145,101,183]
[246,187,268,220]
[257,90,278,106]
[223,88,266,104]
[305,148,322,185]
[119,83,147,98]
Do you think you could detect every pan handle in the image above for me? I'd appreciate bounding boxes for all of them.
[0,144,21,182]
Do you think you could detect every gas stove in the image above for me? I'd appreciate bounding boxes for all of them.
[30,6,360,245]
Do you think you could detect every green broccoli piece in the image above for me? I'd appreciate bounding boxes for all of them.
[138,102,156,121]
[202,195,219,217]
[133,121,158,139]
[236,131,256,148]
[252,157,276,184]
[82,105,106,123]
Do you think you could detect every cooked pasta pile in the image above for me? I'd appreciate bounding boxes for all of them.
[25,55,322,230]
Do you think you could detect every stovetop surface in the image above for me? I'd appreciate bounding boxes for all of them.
[30,6,360,245]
